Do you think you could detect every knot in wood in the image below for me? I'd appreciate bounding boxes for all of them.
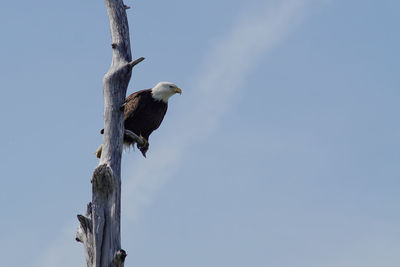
[92,164,115,195]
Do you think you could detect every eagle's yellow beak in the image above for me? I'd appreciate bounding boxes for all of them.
[175,87,182,95]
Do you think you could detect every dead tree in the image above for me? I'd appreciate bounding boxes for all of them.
[76,0,144,266]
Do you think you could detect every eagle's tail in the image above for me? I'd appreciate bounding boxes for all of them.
[123,140,148,158]
[123,140,135,151]
[124,132,149,158]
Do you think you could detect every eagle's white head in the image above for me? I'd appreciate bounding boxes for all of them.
[151,81,182,103]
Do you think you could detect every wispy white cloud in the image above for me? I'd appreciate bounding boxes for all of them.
[123,0,314,220]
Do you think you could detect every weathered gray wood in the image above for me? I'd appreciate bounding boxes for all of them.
[77,0,143,266]
[76,203,94,265]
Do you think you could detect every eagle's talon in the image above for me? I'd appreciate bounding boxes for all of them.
[137,135,148,148]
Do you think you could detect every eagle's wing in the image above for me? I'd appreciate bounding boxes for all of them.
[123,89,151,121]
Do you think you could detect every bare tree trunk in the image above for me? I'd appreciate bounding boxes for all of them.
[76,1,143,266]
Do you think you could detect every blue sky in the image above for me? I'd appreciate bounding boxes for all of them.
[1,0,399,266]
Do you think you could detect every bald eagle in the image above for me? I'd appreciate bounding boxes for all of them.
[96,81,181,158]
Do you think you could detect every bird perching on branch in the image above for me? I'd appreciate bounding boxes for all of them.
[96,81,182,158]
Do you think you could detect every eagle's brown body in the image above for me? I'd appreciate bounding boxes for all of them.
[96,81,180,159]
[123,89,168,156]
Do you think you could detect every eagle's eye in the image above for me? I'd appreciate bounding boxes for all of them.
[169,85,174,89]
